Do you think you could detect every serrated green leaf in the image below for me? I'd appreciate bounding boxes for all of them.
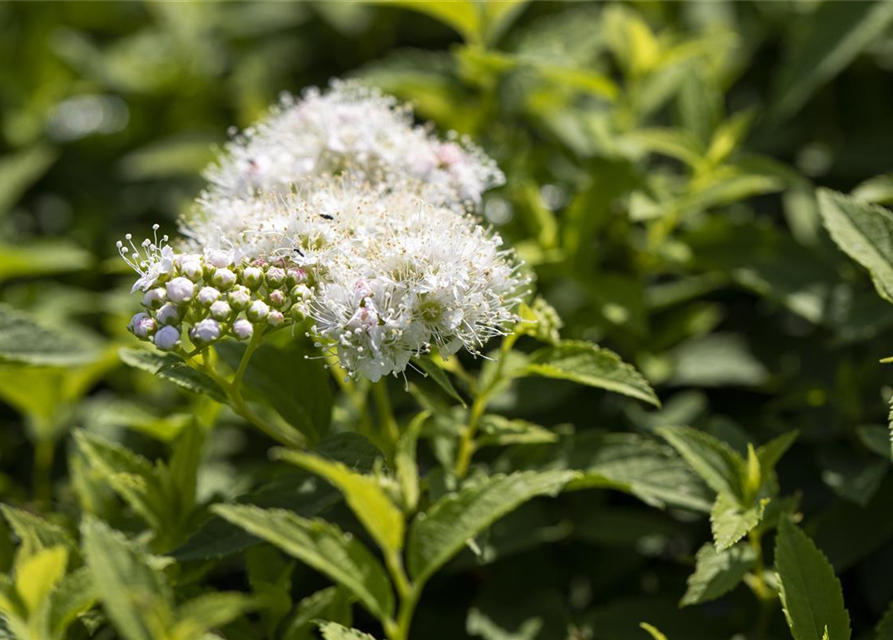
[681,543,756,607]
[48,567,97,639]
[522,340,659,407]
[318,622,379,640]
[818,188,893,304]
[407,470,576,583]
[273,449,404,555]
[874,596,893,640]
[0,304,99,367]
[119,348,227,402]
[776,520,851,640]
[212,504,394,620]
[1,505,77,562]
[81,517,171,640]
[476,415,558,448]
[657,426,745,498]
[710,492,765,551]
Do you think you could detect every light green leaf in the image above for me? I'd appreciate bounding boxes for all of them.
[81,518,172,640]
[15,545,67,614]
[0,304,100,367]
[171,592,254,639]
[407,470,577,583]
[318,622,379,640]
[522,340,660,407]
[657,426,745,498]
[818,188,893,304]
[376,1,481,43]
[476,415,558,448]
[681,542,756,607]
[639,623,669,640]
[0,240,92,283]
[710,492,765,551]
[414,355,466,407]
[48,567,97,639]
[273,449,405,555]
[1,505,77,561]
[853,173,893,205]
[396,412,426,512]
[119,348,227,402]
[212,504,394,621]
[776,520,852,640]
[0,145,57,218]
[771,1,893,121]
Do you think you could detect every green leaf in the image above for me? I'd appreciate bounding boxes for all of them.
[407,470,577,583]
[48,567,97,639]
[874,596,893,640]
[162,422,205,524]
[476,415,558,448]
[216,340,332,441]
[710,492,765,551]
[81,517,172,640]
[171,592,254,639]
[522,340,660,407]
[318,622,379,640]
[0,304,99,367]
[771,1,893,121]
[757,431,799,478]
[681,542,756,607]
[212,504,394,620]
[776,520,852,640]
[1,505,77,561]
[376,1,482,43]
[281,587,340,640]
[414,356,466,407]
[853,173,893,205]
[273,449,405,555]
[119,348,227,402]
[0,145,57,218]
[396,412,426,512]
[0,240,92,283]
[14,545,67,614]
[818,188,893,304]
[639,623,669,640]
[657,426,745,498]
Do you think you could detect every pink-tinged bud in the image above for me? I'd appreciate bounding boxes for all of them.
[232,318,254,340]
[247,300,270,322]
[266,310,285,327]
[290,284,311,300]
[265,266,286,287]
[166,277,195,304]
[128,312,156,339]
[286,268,306,286]
[438,142,463,166]
[212,268,237,290]
[181,261,204,282]
[210,300,232,321]
[153,325,181,351]
[228,286,251,310]
[269,289,286,308]
[142,288,167,310]
[197,286,221,307]
[190,318,221,345]
[243,266,264,290]
[156,303,181,326]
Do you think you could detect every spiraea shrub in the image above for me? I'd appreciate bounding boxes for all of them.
[3,2,893,640]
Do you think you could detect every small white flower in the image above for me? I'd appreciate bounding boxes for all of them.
[190,318,221,345]
[166,277,195,304]
[197,286,221,307]
[232,318,254,340]
[228,286,251,310]
[210,300,232,320]
[153,325,181,351]
[266,267,286,287]
[117,225,174,293]
[181,260,204,282]
[156,303,180,326]
[205,248,234,269]
[142,287,167,310]
[128,312,156,339]
[247,300,270,322]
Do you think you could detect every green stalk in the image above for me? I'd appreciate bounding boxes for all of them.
[33,436,55,506]
[372,380,400,462]
[383,550,420,640]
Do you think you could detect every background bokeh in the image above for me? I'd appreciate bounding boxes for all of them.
[4,2,893,639]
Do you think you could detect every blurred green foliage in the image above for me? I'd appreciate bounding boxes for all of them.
[4,1,893,639]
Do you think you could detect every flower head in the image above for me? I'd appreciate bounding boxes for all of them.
[117,225,174,293]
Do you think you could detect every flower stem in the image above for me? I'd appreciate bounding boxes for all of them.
[372,380,400,461]
[383,550,420,640]
[747,529,775,640]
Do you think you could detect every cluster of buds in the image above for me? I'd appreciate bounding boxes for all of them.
[122,237,311,352]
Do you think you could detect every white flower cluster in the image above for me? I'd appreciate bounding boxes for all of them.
[121,81,526,381]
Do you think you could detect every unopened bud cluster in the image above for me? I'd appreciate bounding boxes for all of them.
[123,242,310,352]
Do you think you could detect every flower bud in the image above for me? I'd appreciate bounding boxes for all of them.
[128,312,156,339]
[267,310,285,327]
[181,260,204,282]
[166,277,195,304]
[247,300,270,322]
[212,268,237,291]
[153,325,181,351]
[268,289,286,308]
[197,286,221,307]
[289,302,304,320]
[290,284,311,300]
[232,318,254,341]
[286,268,306,287]
[228,286,251,310]
[265,266,286,287]
[156,303,181,326]
[142,287,167,310]
[206,249,234,269]
[210,300,232,321]
[243,266,264,290]
[190,318,221,345]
